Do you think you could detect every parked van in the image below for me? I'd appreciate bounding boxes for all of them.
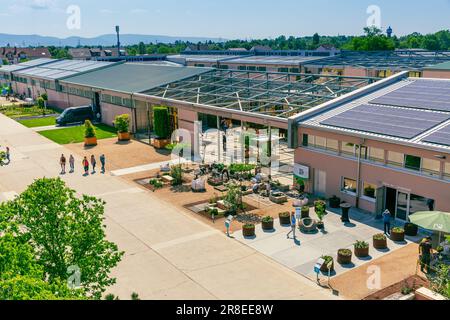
[56,106,94,126]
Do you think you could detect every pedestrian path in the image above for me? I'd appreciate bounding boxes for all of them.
[110,158,190,176]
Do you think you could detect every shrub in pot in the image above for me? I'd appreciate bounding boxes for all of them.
[337,249,353,265]
[279,212,291,226]
[329,195,341,209]
[261,216,274,231]
[152,106,171,149]
[243,224,256,237]
[373,233,388,249]
[320,256,334,273]
[354,241,370,258]
[391,227,406,242]
[404,222,418,237]
[315,200,327,230]
[115,114,131,141]
[301,206,310,219]
[84,120,97,146]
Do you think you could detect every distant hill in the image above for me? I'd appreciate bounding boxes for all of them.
[0,33,226,47]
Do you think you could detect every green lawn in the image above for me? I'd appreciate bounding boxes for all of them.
[18,116,56,128]
[0,104,60,119]
[39,124,117,145]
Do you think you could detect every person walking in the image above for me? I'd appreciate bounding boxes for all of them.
[419,237,433,273]
[60,154,66,175]
[90,155,97,174]
[82,157,89,176]
[5,146,10,164]
[225,216,234,238]
[383,209,392,235]
[287,212,297,240]
[69,155,75,173]
[100,154,106,174]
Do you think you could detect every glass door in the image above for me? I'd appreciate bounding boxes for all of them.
[396,191,410,221]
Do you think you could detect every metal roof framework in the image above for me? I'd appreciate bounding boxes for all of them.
[142,69,379,119]
[305,50,450,70]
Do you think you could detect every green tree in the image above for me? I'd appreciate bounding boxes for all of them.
[2,178,123,299]
[312,33,320,46]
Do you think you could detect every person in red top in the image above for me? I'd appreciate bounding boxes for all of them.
[82,157,89,176]
[60,154,66,175]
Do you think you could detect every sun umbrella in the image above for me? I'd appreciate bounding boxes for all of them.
[409,211,450,243]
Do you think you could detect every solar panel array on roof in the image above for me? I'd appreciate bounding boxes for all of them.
[0,58,54,72]
[320,104,450,139]
[226,55,325,65]
[370,80,450,112]
[422,124,450,147]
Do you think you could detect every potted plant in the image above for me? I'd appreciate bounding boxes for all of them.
[354,241,370,258]
[329,195,341,209]
[243,224,256,237]
[279,212,291,226]
[373,233,388,250]
[149,178,163,192]
[84,120,97,146]
[404,222,418,237]
[152,106,171,149]
[315,200,327,230]
[261,216,274,231]
[337,249,353,265]
[170,165,183,186]
[391,227,406,242]
[301,206,310,219]
[320,256,335,273]
[115,114,131,141]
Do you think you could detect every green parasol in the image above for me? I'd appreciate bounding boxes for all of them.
[409,211,450,243]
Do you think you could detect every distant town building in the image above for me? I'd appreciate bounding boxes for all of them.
[0,47,51,64]
[250,45,273,52]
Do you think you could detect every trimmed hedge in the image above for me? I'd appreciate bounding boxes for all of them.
[153,106,170,139]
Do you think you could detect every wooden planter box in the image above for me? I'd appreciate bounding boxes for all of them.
[118,132,131,141]
[262,220,274,231]
[391,230,406,242]
[301,207,310,219]
[337,251,353,265]
[329,197,341,209]
[243,225,256,237]
[279,214,291,226]
[354,247,370,258]
[404,223,418,237]
[373,237,388,250]
[152,138,170,149]
[84,137,97,146]
[269,193,288,204]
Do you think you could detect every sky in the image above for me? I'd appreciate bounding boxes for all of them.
[0,0,449,39]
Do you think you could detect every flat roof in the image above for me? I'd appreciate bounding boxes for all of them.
[0,58,55,73]
[14,59,115,80]
[304,50,450,71]
[425,61,450,71]
[142,69,378,120]
[60,63,213,94]
[167,54,246,63]
[300,77,450,152]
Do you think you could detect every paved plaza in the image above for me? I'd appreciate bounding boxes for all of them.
[0,113,336,300]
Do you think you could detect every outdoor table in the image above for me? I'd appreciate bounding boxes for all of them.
[340,203,352,223]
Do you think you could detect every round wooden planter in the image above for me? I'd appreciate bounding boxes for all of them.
[337,251,353,265]
[354,247,370,258]
[118,132,131,141]
[320,260,334,273]
[262,220,274,231]
[243,225,256,237]
[391,230,405,242]
[373,237,388,250]
[84,137,97,146]
[279,214,291,226]
[404,223,418,237]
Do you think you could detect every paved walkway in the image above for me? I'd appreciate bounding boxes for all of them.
[233,207,424,298]
[0,113,336,300]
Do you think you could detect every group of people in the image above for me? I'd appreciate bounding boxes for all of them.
[59,154,106,176]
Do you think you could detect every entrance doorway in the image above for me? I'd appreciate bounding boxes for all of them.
[314,170,327,197]
[385,187,412,221]
[385,187,397,217]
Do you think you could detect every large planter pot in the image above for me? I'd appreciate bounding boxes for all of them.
[243,225,256,237]
[262,219,274,231]
[404,223,418,237]
[317,221,325,230]
[391,229,406,242]
[118,132,131,141]
[299,218,317,234]
[337,250,353,265]
[320,259,334,273]
[84,137,97,146]
[329,197,341,209]
[152,138,170,149]
[279,213,291,226]
[301,207,310,219]
[354,247,370,258]
[373,236,388,250]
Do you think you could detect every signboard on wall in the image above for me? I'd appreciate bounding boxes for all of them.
[293,164,310,180]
